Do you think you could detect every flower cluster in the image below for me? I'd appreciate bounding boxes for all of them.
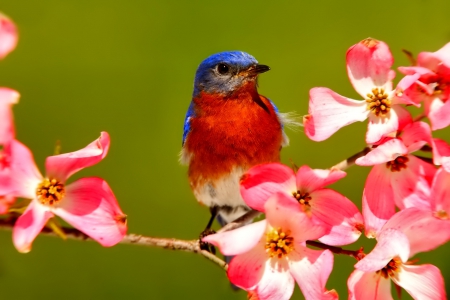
[0,13,127,253]
[205,38,450,299]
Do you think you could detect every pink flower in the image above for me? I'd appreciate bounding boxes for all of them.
[399,42,450,130]
[0,88,20,213]
[203,193,337,300]
[0,132,127,252]
[349,221,447,300]
[356,122,437,237]
[0,13,18,59]
[240,163,363,246]
[304,38,417,144]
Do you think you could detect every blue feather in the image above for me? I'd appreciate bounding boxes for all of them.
[182,101,195,146]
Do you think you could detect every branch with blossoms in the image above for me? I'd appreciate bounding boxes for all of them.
[2,11,450,300]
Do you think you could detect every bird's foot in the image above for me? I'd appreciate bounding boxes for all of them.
[199,228,216,255]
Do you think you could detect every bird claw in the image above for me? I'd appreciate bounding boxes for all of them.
[199,228,216,255]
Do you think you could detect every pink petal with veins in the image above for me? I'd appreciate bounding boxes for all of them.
[0,140,42,198]
[394,264,446,300]
[230,253,295,300]
[348,269,393,300]
[362,165,396,237]
[346,38,394,97]
[240,163,296,212]
[418,42,450,71]
[13,200,53,253]
[296,165,346,193]
[289,248,336,300]
[366,105,411,144]
[400,121,432,153]
[428,97,450,130]
[383,208,450,257]
[310,189,363,246]
[203,220,267,256]
[304,87,367,141]
[0,13,18,59]
[53,177,127,247]
[394,73,421,106]
[430,168,450,213]
[356,139,408,166]
[356,229,409,272]
[265,193,326,242]
[0,88,19,145]
[45,132,110,182]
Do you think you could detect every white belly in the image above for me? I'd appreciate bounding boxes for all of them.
[192,167,250,224]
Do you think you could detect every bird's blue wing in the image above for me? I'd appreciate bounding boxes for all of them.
[182,101,195,146]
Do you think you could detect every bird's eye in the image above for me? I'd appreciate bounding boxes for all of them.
[217,63,230,75]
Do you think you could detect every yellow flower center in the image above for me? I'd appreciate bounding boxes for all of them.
[265,227,294,259]
[366,88,391,117]
[36,178,65,206]
[386,155,409,172]
[377,257,402,279]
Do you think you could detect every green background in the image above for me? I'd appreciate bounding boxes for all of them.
[1,1,449,299]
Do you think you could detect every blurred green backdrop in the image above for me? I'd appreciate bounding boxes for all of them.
[1,1,449,299]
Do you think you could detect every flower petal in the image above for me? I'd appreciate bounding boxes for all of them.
[428,96,450,130]
[45,132,110,182]
[348,269,393,300]
[399,121,432,153]
[432,139,450,170]
[393,264,446,300]
[0,140,42,198]
[240,163,296,212]
[430,167,450,213]
[0,13,18,59]
[53,177,127,247]
[418,42,450,70]
[0,88,19,145]
[356,139,408,166]
[393,73,422,106]
[366,105,412,144]
[362,165,396,238]
[289,248,336,300]
[265,193,326,242]
[296,165,346,193]
[310,189,363,246]
[203,220,267,256]
[304,88,367,141]
[346,38,394,97]
[356,228,409,272]
[13,200,53,253]
[383,208,450,257]
[229,248,295,300]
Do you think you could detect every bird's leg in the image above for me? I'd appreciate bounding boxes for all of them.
[199,206,218,254]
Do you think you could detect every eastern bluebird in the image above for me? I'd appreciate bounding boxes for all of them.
[181,51,289,230]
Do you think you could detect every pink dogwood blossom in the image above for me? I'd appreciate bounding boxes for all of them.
[204,193,337,300]
[0,132,127,252]
[349,226,446,300]
[240,163,363,246]
[0,13,18,59]
[399,42,450,130]
[0,88,20,213]
[304,38,417,144]
[356,122,436,237]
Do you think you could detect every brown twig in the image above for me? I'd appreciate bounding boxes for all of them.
[0,217,228,271]
[331,147,372,171]
[306,240,365,260]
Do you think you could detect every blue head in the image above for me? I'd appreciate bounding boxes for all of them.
[192,51,270,97]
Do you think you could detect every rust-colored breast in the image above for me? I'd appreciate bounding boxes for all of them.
[186,83,283,189]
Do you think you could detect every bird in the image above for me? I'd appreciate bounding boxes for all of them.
[180,51,291,234]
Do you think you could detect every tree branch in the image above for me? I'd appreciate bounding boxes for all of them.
[331,147,371,171]
[0,217,228,271]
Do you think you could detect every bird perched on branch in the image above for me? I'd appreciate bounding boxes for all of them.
[180,51,292,235]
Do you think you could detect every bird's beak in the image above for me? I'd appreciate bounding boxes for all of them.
[247,64,270,76]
